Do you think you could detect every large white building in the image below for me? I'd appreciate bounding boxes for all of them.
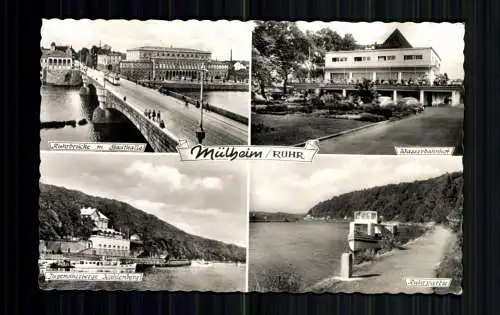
[80,207,130,256]
[120,46,230,81]
[324,29,441,85]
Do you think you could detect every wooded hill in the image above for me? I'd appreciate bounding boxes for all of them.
[249,211,304,222]
[39,183,246,262]
[307,172,463,223]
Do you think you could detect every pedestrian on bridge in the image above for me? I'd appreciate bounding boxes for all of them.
[152,110,157,121]
[157,111,161,121]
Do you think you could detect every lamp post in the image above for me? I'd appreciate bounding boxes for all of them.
[196,63,208,144]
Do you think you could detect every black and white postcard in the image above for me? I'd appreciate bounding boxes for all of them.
[251,22,464,155]
[249,155,463,294]
[40,19,250,153]
[39,152,247,291]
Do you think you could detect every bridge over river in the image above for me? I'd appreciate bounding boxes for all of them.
[81,68,248,152]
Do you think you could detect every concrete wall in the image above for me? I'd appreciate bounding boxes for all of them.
[44,69,82,86]
[103,86,180,152]
[40,240,89,254]
[166,90,249,125]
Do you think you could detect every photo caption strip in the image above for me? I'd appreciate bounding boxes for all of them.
[44,272,144,282]
[405,277,452,288]
[177,139,320,162]
[48,141,147,152]
[394,146,455,155]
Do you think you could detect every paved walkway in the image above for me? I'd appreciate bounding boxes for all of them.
[318,107,464,154]
[310,225,453,294]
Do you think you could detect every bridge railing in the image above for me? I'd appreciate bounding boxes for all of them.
[86,75,181,152]
[160,89,249,125]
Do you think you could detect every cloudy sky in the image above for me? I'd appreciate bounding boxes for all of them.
[40,152,248,247]
[41,19,251,61]
[295,21,465,79]
[251,155,463,213]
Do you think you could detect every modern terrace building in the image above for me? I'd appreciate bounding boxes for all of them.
[324,29,441,85]
[120,46,230,81]
[318,29,463,106]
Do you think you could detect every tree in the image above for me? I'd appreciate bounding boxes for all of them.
[251,48,274,98]
[340,33,357,50]
[304,29,358,77]
[253,21,310,94]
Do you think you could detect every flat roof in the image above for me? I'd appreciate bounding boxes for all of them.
[127,46,211,54]
[327,46,441,61]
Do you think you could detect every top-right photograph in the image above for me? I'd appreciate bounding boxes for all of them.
[251,22,464,155]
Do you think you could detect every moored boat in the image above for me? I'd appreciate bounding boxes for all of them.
[191,259,213,267]
[347,211,392,252]
[70,258,137,273]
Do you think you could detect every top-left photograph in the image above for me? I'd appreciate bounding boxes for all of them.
[40,19,250,152]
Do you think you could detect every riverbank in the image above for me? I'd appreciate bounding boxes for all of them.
[308,225,453,294]
[433,230,462,294]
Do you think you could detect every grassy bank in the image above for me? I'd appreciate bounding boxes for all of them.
[434,230,462,294]
[250,263,304,292]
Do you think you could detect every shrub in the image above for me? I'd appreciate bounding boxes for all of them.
[300,106,313,113]
[256,264,303,292]
[266,104,288,112]
[311,97,325,108]
[357,113,386,122]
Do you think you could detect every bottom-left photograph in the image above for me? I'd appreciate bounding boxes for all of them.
[38,151,248,291]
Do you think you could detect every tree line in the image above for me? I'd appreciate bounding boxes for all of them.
[307,172,463,224]
[252,21,358,96]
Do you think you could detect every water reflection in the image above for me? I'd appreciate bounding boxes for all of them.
[40,86,154,152]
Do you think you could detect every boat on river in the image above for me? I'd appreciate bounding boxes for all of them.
[40,257,137,273]
[191,259,213,267]
[347,211,396,252]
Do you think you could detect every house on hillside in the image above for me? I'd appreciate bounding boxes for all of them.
[80,207,109,229]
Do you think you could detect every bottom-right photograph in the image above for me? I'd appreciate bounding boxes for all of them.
[248,155,463,295]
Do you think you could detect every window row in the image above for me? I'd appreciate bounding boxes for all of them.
[97,243,128,249]
[331,54,423,62]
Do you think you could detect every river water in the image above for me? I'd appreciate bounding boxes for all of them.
[183,91,249,118]
[40,86,248,150]
[40,263,246,291]
[249,221,350,291]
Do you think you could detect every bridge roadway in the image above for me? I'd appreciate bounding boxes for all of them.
[85,69,248,147]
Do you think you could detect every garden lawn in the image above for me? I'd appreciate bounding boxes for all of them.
[251,113,370,145]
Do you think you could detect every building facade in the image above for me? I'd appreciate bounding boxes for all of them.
[41,42,73,70]
[97,52,124,71]
[80,207,131,256]
[121,46,230,81]
[324,29,441,85]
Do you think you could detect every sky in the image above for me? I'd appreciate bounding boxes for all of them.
[41,19,252,61]
[40,152,248,247]
[251,155,463,213]
[295,21,465,79]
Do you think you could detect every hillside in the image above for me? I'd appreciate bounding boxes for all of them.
[307,172,463,223]
[249,211,304,222]
[39,183,246,262]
